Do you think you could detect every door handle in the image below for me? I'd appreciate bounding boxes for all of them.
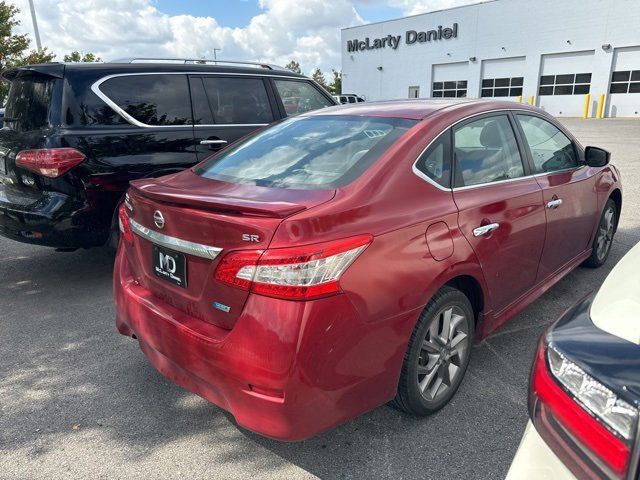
[200,140,228,145]
[547,199,563,209]
[473,223,500,237]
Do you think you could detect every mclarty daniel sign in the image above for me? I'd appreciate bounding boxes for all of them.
[346,23,459,53]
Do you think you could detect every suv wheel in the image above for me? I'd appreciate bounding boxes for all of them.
[582,199,617,268]
[391,286,474,416]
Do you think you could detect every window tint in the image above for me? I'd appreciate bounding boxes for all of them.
[610,70,640,95]
[190,76,273,125]
[273,79,333,116]
[516,115,578,174]
[101,74,191,126]
[432,80,467,98]
[453,115,524,187]
[415,132,451,188]
[195,115,416,189]
[480,77,524,98]
[4,75,55,131]
[538,73,591,96]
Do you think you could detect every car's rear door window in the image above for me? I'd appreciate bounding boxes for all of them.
[453,115,525,187]
[100,74,192,126]
[4,74,55,131]
[195,115,416,189]
[273,79,334,116]
[516,114,578,173]
[191,76,274,125]
[415,131,452,188]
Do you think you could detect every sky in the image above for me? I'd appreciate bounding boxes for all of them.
[10,0,476,75]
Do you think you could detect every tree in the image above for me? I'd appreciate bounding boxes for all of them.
[284,60,301,75]
[63,51,102,63]
[327,69,342,95]
[0,1,56,105]
[311,68,327,88]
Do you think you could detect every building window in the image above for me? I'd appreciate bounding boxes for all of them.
[609,71,640,94]
[433,80,467,98]
[408,86,420,98]
[481,77,523,97]
[538,73,591,96]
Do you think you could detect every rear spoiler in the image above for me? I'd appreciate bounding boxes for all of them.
[130,180,308,218]
[1,64,65,81]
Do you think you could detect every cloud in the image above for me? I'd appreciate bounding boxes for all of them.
[387,0,477,16]
[9,0,365,74]
[8,0,474,74]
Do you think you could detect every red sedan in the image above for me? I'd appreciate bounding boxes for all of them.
[114,99,622,440]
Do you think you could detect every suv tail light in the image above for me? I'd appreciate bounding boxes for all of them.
[16,148,86,178]
[530,339,638,478]
[118,203,134,244]
[214,235,372,300]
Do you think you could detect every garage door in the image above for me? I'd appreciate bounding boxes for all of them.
[538,51,595,116]
[608,47,640,117]
[481,57,525,99]
[432,62,469,98]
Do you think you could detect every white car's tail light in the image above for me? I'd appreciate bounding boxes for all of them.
[530,338,639,478]
[547,346,638,441]
[215,235,372,300]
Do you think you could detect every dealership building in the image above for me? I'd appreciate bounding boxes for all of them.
[341,0,640,117]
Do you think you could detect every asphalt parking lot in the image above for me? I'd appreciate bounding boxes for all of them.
[1,118,639,480]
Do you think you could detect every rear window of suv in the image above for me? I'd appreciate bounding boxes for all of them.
[100,74,192,126]
[4,74,55,132]
[194,115,416,189]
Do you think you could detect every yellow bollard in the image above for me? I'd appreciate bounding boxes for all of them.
[517,95,523,103]
[529,95,535,106]
[596,93,605,119]
[583,93,591,119]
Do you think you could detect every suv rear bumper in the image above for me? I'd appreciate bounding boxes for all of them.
[0,183,110,248]
[113,247,417,440]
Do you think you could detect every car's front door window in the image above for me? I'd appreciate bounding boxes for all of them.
[273,79,334,116]
[453,115,525,188]
[516,115,578,173]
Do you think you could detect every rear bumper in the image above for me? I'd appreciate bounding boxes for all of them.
[113,246,419,441]
[0,182,110,248]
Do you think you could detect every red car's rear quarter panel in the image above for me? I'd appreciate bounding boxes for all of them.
[115,244,421,439]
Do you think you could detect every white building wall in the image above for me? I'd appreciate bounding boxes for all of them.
[341,0,640,117]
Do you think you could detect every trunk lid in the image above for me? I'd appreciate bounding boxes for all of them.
[0,66,63,191]
[125,169,335,329]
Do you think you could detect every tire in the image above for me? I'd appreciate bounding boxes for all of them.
[391,286,475,416]
[106,205,121,251]
[582,199,617,268]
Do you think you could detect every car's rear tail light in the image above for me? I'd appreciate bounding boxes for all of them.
[16,148,86,178]
[214,235,372,300]
[531,340,637,478]
[118,203,134,245]
[547,347,638,441]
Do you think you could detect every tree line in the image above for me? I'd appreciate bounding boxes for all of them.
[0,1,102,105]
[0,1,341,107]
[285,60,341,95]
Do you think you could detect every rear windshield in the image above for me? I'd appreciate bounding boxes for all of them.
[4,75,55,131]
[194,115,417,189]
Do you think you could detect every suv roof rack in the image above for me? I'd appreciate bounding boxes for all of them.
[109,57,288,71]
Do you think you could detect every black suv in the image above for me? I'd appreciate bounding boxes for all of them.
[0,59,336,249]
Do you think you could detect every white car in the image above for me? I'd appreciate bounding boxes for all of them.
[334,94,365,104]
[507,241,640,479]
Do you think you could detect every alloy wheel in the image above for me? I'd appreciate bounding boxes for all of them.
[596,206,615,261]
[417,305,470,401]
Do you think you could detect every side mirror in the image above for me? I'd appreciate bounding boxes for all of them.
[585,146,610,167]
